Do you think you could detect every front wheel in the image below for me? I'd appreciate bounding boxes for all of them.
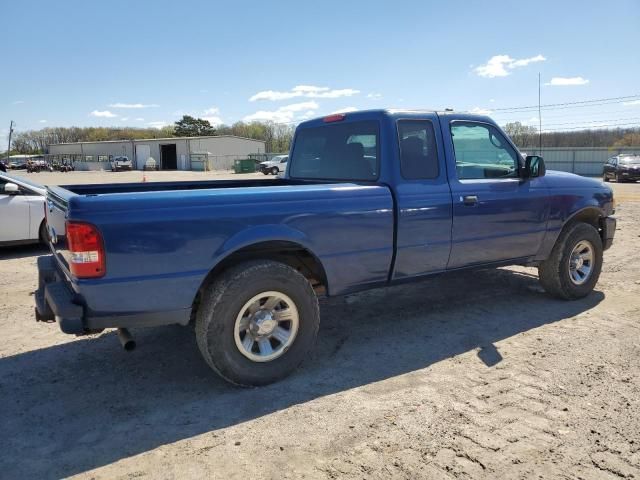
[538,222,603,300]
[196,260,320,386]
[271,167,279,175]
[603,173,609,182]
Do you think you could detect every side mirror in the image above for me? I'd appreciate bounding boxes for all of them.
[524,155,546,178]
[3,182,20,194]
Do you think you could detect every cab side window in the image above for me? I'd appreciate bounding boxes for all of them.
[397,120,439,179]
[450,122,519,180]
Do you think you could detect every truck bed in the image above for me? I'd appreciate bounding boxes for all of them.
[44,178,396,326]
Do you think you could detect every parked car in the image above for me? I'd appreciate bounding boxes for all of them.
[35,109,615,386]
[143,157,158,171]
[111,156,133,172]
[0,172,47,245]
[9,159,27,170]
[603,154,640,182]
[259,155,288,175]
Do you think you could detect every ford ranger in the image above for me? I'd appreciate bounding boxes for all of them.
[35,109,616,386]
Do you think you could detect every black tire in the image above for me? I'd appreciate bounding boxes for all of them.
[271,167,279,175]
[195,260,320,386]
[603,173,609,182]
[262,170,269,175]
[538,222,603,300]
[616,173,624,183]
[38,221,49,245]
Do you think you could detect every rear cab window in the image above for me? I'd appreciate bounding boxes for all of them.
[397,120,439,179]
[289,121,379,181]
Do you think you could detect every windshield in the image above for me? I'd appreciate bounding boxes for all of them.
[619,156,640,165]
[289,120,379,181]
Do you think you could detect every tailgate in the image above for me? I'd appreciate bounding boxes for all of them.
[45,186,74,275]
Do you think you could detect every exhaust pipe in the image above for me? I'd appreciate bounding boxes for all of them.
[117,328,136,351]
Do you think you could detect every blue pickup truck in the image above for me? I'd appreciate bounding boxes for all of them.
[35,109,616,385]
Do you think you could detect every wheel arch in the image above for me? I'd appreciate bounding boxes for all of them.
[191,235,329,322]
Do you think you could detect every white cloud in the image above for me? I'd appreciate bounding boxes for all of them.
[623,99,640,106]
[469,107,492,115]
[89,110,117,118]
[331,106,358,114]
[12,100,24,105]
[120,117,129,121]
[147,121,169,129]
[249,85,360,102]
[243,101,319,123]
[108,102,159,108]
[38,119,47,123]
[474,54,546,78]
[545,76,589,86]
[135,117,145,121]
[367,92,382,99]
[203,115,223,126]
[202,107,223,125]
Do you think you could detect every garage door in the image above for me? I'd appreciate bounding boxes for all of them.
[135,145,151,170]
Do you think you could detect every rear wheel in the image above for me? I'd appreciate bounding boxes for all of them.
[603,173,609,182]
[538,222,603,300]
[271,167,279,175]
[196,260,320,386]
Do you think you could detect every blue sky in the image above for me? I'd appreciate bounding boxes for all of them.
[2,0,639,137]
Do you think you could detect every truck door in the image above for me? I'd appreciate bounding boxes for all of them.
[392,117,453,279]
[442,119,548,268]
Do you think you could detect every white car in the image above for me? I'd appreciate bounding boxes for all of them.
[259,155,288,175]
[0,172,47,246]
[111,155,133,171]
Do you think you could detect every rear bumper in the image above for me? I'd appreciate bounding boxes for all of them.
[602,216,616,251]
[34,256,84,333]
[35,255,191,335]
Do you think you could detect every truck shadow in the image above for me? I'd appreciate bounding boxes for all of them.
[0,267,603,478]
[0,243,48,260]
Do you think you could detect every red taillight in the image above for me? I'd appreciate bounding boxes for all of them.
[323,113,346,123]
[66,221,105,278]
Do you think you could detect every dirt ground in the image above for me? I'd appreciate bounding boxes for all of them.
[1,172,639,479]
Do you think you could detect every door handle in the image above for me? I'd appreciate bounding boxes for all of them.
[461,195,478,206]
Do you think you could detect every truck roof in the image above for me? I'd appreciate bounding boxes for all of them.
[297,108,495,128]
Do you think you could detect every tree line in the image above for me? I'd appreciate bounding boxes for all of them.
[4,117,638,157]
[503,122,640,148]
[5,115,295,156]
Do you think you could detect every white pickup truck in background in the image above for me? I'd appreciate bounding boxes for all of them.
[110,156,133,172]
[259,155,288,175]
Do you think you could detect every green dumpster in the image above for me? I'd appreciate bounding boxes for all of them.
[234,158,256,174]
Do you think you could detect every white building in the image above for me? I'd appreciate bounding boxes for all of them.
[48,135,266,171]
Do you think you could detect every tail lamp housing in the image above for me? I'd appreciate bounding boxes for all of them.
[66,221,106,278]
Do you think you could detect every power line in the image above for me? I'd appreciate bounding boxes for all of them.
[541,116,640,127]
[491,108,640,121]
[491,94,640,112]
[541,122,640,132]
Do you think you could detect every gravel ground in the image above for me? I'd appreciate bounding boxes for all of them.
[1,173,639,479]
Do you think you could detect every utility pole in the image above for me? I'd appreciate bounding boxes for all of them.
[6,120,14,161]
[538,73,542,152]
